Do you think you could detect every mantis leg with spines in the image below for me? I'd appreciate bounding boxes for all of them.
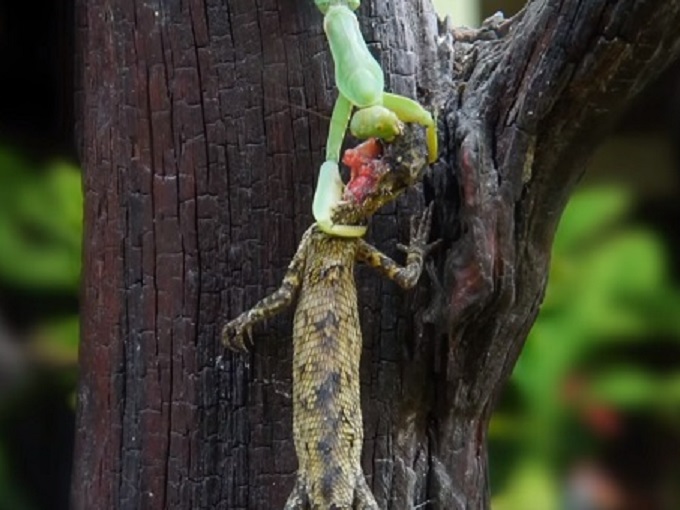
[312,160,368,238]
[380,93,438,163]
[325,93,353,163]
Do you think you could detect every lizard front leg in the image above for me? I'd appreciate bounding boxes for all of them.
[222,228,310,351]
[357,204,439,289]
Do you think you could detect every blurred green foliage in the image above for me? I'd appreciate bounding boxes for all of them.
[491,186,680,509]
[0,149,82,291]
[0,145,82,510]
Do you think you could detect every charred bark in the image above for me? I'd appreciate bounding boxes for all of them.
[72,0,680,508]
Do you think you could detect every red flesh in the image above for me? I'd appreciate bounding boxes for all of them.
[342,138,385,204]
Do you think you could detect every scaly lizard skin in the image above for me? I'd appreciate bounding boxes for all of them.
[222,129,435,509]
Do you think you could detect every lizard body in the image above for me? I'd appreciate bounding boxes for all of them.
[223,130,435,509]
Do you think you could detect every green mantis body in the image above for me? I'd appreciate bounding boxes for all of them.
[312,0,438,238]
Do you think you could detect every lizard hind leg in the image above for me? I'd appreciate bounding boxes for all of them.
[284,479,309,510]
[353,476,379,510]
[282,478,377,510]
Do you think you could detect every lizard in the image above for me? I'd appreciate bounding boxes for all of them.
[222,126,437,509]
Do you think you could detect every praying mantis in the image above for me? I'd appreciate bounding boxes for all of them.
[311,0,439,237]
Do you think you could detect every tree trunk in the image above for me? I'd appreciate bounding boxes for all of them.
[71,0,680,508]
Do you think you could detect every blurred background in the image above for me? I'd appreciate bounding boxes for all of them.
[0,2,78,510]
[0,1,678,509]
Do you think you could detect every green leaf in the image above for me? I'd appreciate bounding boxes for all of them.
[552,186,632,254]
[492,459,559,510]
[588,369,680,410]
[33,315,80,358]
[0,147,82,291]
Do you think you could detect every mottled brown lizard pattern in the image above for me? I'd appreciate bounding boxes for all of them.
[222,129,435,509]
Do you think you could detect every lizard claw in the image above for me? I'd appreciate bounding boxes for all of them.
[221,314,253,352]
[425,238,443,257]
[405,203,440,256]
[414,202,433,240]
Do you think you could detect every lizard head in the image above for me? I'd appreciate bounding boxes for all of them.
[332,124,430,226]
